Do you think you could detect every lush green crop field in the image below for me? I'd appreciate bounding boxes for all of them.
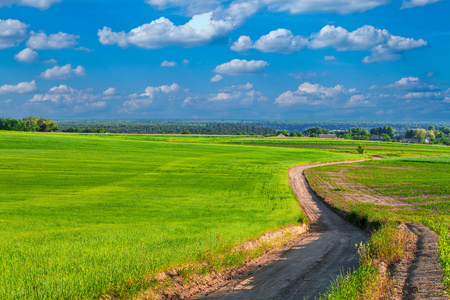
[89,134,450,157]
[305,156,450,293]
[0,131,365,299]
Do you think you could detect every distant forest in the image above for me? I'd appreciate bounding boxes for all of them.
[56,119,450,136]
[2,118,450,139]
[57,120,276,135]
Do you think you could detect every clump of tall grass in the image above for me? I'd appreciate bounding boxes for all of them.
[320,224,410,299]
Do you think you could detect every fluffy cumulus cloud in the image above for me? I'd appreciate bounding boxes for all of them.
[208,82,267,106]
[98,1,258,49]
[14,48,40,62]
[103,87,118,96]
[230,25,425,61]
[122,83,186,112]
[29,85,95,103]
[40,64,85,80]
[26,31,79,49]
[384,77,437,90]
[346,94,374,107]
[0,80,37,94]
[0,0,62,9]
[0,19,28,49]
[401,0,442,8]
[210,74,223,82]
[309,25,427,63]
[161,60,178,67]
[231,29,307,54]
[214,59,269,75]
[275,82,357,106]
[27,85,107,113]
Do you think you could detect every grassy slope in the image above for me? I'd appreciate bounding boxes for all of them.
[306,155,450,297]
[0,131,363,299]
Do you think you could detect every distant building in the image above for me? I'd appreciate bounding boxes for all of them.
[424,137,431,143]
[277,133,286,137]
[370,136,385,141]
[318,134,338,139]
[400,138,419,143]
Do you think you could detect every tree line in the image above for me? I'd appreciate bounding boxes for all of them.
[0,117,59,132]
[59,122,276,136]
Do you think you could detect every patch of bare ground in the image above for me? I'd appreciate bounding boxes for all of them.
[390,223,446,300]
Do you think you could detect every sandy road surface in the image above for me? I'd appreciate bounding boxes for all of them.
[193,160,369,300]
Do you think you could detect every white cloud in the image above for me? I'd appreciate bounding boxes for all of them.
[230,25,425,63]
[208,82,267,105]
[161,60,178,67]
[401,0,442,8]
[0,80,37,94]
[103,87,118,96]
[385,77,437,90]
[324,55,337,61]
[0,19,28,49]
[214,59,269,75]
[43,58,57,64]
[400,91,443,99]
[309,25,426,63]
[98,1,258,49]
[122,83,184,111]
[26,31,79,49]
[0,0,62,9]
[231,29,307,54]
[289,72,329,79]
[40,64,86,80]
[210,74,223,82]
[183,59,190,65]
[27,85,106,113]
[75,46,92,52]
[261,0,391,14]
[346,94,374,107]
[275,82,356,106]
[145,0,224,15]
[145,0,392,16]
[14,48,39,62]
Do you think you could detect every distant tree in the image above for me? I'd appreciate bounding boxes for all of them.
[277,130,288,136]
[440,127,450,135]
[304,127,329,136]
[405,128,414,138]
[370,126,394,138]
[235,132,243,135]
[428,125,435,131]
[289,132,297,137]
[182,131,191,134]
[357,144,365,154]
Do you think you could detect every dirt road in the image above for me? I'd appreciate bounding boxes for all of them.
[193,160,369,300]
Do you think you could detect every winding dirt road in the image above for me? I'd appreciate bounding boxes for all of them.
[193,160,369,300]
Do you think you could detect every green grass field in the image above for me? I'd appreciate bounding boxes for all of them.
[92,134,450,157]
[0,131,366,299]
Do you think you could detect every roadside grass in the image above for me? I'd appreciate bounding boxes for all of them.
[306,156,450,298]
[0,131,362,299]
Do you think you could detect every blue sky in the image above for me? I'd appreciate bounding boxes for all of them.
[0,0,449,120]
